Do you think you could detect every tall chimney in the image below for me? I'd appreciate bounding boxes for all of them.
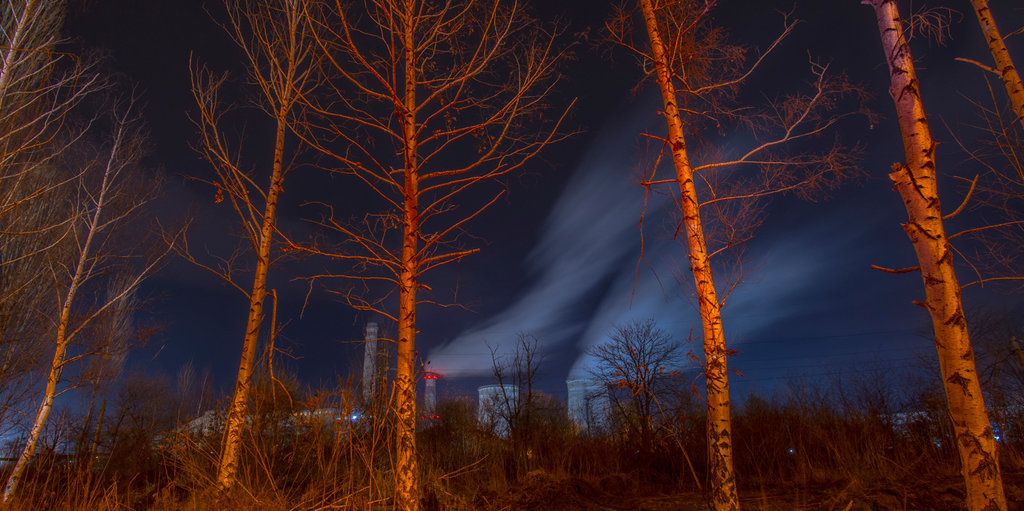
[362,322,379,401]
[423,372,439,418]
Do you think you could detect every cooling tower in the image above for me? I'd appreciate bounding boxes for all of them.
[423,372,440,418]
[477,384,518,436]
[361,322,379,401]
[567,378,609,433]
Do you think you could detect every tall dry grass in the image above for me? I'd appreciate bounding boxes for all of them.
[0,366,1020,510]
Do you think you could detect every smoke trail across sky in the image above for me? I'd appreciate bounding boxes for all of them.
[424,101,663,377]
[426,93,897,384]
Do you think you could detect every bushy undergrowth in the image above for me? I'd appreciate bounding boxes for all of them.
[1,374,1021,510]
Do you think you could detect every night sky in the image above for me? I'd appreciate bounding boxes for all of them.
[62,0,1024,405]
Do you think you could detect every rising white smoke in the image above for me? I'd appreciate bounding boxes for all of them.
[426,95,874,380]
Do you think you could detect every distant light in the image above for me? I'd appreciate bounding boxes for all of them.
[786,448,795,454]
[350,414,359,421]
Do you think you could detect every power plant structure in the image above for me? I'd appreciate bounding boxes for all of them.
[354,320,610,433]
[422,372,440,419]
[361,322,379,402]
[477,383,518,436]
[567,378,610,434]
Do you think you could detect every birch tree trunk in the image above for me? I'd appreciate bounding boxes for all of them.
[3,108,127,501]
[969,0,1024,125]
[865,2,1007,510]
[215,112,287,489]
[186,0,314,490]
[638,1,738,508]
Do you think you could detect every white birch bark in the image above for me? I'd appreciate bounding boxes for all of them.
[2,103,154,501]
[211,0,311,489]
[638,1,738,509]
[969,0,1024,125]
[215,111,288,490]
[865,1,1007,510]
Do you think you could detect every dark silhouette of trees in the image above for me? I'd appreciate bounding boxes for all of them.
[488,333,547,473]
[588,318,683,453]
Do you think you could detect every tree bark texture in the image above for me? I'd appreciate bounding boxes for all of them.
[216,112,287,490]
[394,1,420,509]
[969,0,1024,125]
[865,2,1006,510]
[638,1,738,509]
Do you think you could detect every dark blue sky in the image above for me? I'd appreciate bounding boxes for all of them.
[66,0,1024,404]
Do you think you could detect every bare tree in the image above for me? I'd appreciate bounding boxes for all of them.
[294,2,572,508]
[864,1,1007,509]
[488,333,544,472]
[587,318,683,453]
[180,0,319,490]
[959,0,1024,125]
[0,0,106,446]
[489,334,543,425]
[0,0,103,261]
[946,74,1024,291]
[608,2,862,508]
[1,96,170,501]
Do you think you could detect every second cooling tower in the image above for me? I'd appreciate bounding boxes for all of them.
[477,384,517,436]
[567,378,609,433]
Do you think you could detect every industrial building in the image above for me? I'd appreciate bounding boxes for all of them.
[567,378,611,434]
[422,372,440,419]
[476,383,518,435]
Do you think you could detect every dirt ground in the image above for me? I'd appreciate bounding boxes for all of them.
[469,470,1024,511]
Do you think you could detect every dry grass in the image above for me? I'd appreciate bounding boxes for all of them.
[1,374,1021,511]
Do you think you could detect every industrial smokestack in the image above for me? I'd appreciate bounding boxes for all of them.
[567,378,609,434]
[423,372,440,419]
[361,322,379,401]
[477,384,518,436]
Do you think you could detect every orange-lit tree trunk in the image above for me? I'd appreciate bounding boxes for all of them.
[184,0,317,491]
[298,1,571,508]
[215,110,287,490]
[865,1,1007,510]
[395,3,420,502]
[968,0,1024,125]
[612,1,862,506]
[638,1,737,508]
